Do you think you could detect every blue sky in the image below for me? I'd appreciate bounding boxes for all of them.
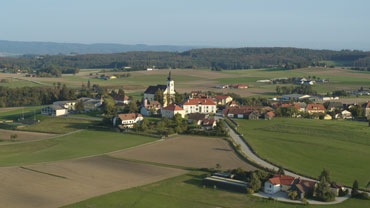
[1,0,369,50]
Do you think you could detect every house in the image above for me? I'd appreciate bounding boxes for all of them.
[161,104,185,118]
[188,113,208,125]
[222,106,261,119]
[303,80,315,85]
[341,110,352,119]
[264,111,275,120]
[79,97,103,111]
[264,174,295,194]
[366,101,370,118]
[143,71,175,107]
[215,85,229,89]
[213,95,233,105]
[113,113,143,128]
[306,104,325,114]
[248,111,260,120]
[281,94,311,101]
[140,99,161,116]
[181,98,217,114]
[230,84,248,89]
[52,100,77,111]
[323,114,332,120]
[201,118,217,129]
[291,178,317,199]
[41,105,68,116]
[326,102,343,112]
[113,94,131,105]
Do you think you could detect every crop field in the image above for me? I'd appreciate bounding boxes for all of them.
[0,130,157,167]
[235,118,370,188]
[0,156,186,208]
[110,135,257,171]
[64,170,370,208]
[0,129,56,144]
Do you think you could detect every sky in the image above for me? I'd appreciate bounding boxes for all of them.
[1,0,369,50]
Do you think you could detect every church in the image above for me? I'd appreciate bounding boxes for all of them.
[143,71,175,107]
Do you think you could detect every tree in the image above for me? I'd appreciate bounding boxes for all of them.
[102,97,116,116]
[288,190,298,200]
[319,169,331,184]
[316,177,335,202]
[10,134,18,142]
[277,166,285,175]
[174,92,184,104]
[140,118,149,131]
[351,180,359,197]
[87,80,91,89]
[75,100,85,113]
[128,101,138,113]
[249,172,261,192]
[154,89,163,105]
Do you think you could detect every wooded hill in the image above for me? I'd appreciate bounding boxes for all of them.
[1,47,370,74]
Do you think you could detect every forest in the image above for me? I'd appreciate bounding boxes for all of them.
[1,48,370,76]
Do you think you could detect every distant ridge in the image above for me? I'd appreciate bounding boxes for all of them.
[0,40,206,56]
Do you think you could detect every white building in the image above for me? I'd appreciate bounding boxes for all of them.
[113,113,144,128]
[161,104,185,118]
[143,71,175,107]
[181,98,217,114]
[41,105,68,116]
[52,100,76,111]
[113,94,131,105]
[264,174,295,194]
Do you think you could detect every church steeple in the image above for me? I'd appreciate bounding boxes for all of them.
[168,70,172,81]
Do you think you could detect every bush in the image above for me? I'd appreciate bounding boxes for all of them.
[288,191,298,200]
[357,192,370,200]
[246,188,254,194]
[301,198,309,205]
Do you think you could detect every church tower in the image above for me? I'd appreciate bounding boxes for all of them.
[167,70,175,95]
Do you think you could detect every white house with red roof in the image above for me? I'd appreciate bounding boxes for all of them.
[181,98,217,114]
[213,95,233,105]
[264,174,295,194]
[161,104,185,118]
[113,94,131,105]
[113,113,144,128]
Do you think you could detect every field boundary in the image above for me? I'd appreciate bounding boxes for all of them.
[20,166,68,179]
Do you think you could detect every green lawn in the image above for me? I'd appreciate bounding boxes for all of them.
[21,117,96,134]
[235,118,370,188]
[0,106,44,120]
[0,79,42,88]
[63,170,370,208]
[0,130,156,167]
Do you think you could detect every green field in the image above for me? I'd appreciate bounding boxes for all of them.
[235,118,370,188]
[0,130,156,167]
[0,79,43,88]
[20,117,96,134]
[0,106,44,120]
[63,170,370,208]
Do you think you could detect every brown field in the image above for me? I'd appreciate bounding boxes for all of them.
[0,129,56,143]
[0,156,187,208]
[110,135,257,171]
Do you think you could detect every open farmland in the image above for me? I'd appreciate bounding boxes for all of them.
[64,170,370,208]
[0,130,156,167]
[110,135,257,171]
[235,118,370,188]
[0,129,56,144]
[0,156,186,208]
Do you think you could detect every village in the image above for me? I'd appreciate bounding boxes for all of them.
[36,71,370,204]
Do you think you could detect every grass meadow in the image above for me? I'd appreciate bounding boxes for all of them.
[235,118,370,188]
[0,129,157,167]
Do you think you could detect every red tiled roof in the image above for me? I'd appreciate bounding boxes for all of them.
[182,98,216,106]
[118,113,142,121]
[202,118,216,126]
[214,95,230,100]
[163,104,184,111]
[269,174,295,186]
[280,103,300,110]
[113,94,129,101]
[306,104,325,111]
[266,111,275,117]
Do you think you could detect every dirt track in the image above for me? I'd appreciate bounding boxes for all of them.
[0,156,187,208]
[110,136,257,171]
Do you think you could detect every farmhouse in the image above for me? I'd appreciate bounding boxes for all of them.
[306,104,325,114]
[213,95,233,105]
[161,104,185,118]
[181,98,217,114]
[79,97,103,111]
[264,174,295,194]
[143,71,175,107]
[188,113,208,125]
[326,102,343,112]
[113,94,131,105]
[290,178,317,199]
[41,105,68,116]
[201,118,217,129]
[113,113,143,128]
[140,100,161,116]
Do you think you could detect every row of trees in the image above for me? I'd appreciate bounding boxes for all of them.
[276,85,317,95]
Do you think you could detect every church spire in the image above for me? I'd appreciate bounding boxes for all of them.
[168,69,172,81]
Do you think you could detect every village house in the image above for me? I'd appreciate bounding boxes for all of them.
[324,114,332,120]
[181,98,217,114]
[291,178,317,199]
[264,174,295,194]
[213,95,233,105]
[41,105,68,116]
[113,94,131,105]
[335,110,352,120]
[306,104,325,114]
[52,100,77,111]
[230,84,248,89]
[366,101,370,118]
[201,118,217,129]
[188,113,208,125]
[326,102,344,112]
[264,111,275,120]
[79,97,103,111]
[161,104,185,118]
[281,94,311,101]
[140,99,161,116]
[222,106,261,119]
[143,71,175,107]
[113,113,143,129]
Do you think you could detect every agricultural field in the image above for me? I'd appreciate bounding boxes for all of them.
[64,170,370,208]
[110,135,257,171]
[235,118,370,188]
[0,106,44,120]
[0,130,156,167]
[0,156,186,208]
[0,129,56,144]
